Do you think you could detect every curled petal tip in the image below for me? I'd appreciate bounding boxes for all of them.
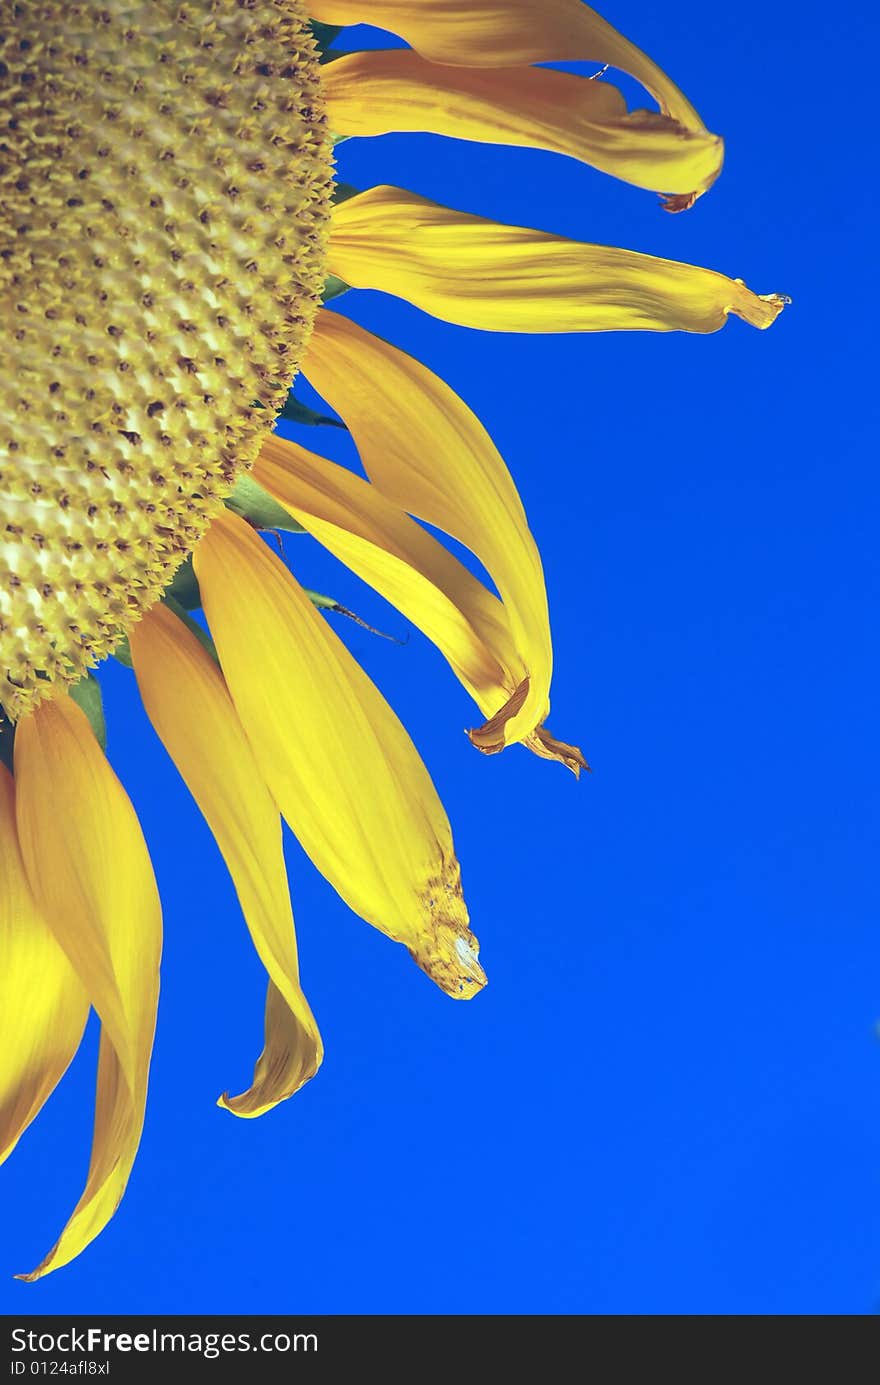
[216,1056,321,1119]
[467,726,504,756]
[469,703,591,776]
[217,1093,248,1117]
[469,679,532,755]
[662,191,698,213]
[410,864,487,1000]
[214,983,323,1120]
[412,926,488,1000]
[528,727,591,777]
[756,291,791,325]
[732,285,790,329]
[661,136,724,212]
[768,292,792,310]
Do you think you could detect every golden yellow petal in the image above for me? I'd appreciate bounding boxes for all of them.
[254,434,513,704]
[194,509,486,999]
[310,0,719,205]
[323,49,722,200]
[130,603,322,1118]
[230,981,319,1120]
[0,766,88,1166]
[13,697,161,1279]
[329,186,787,334]
[302,310,586,769]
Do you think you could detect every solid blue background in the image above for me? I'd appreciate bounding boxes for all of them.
[2,1,877,1315]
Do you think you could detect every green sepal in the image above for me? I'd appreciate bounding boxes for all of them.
[303,591,402,642]
[277,394,346,430]
[0,712,15,772]
[110,575,209,667]
[69,671,107,750]
[253,387,345,429]
[310,20,342,54]
[111,545,376,679]
[322,185,358,303]
[332,181,361,206]
[110,556,206,666]
[164,555,202,611]
[303,588,340,612]
[322,274,351,303]
[111,635,133,668]
[224,474,306,533]
[162,596,220,666]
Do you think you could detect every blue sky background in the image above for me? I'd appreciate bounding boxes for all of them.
[2,1,877,1315]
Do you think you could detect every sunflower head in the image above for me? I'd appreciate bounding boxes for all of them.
[1,0,784,1284]
[0,0,332,719]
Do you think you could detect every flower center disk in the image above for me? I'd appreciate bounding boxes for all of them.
[0,0,332,719]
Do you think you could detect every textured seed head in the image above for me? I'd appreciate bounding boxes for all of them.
[0,0,333,718]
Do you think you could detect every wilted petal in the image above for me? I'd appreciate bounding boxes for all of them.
[324,50,722,201]
[14,697,161,1279]
[194,510,486,1000]
[303,310,585,768]
[0,765,88,1166]
[131,603,322,1118]
[310,0,719,205]
[328,186,787,334]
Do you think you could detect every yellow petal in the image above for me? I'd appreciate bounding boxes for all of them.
[310,0,719,204]
[254,434,514,709]
[194,509,485,999]
[13,696,161,1279]
[0,765,88,1166]
[130,602,322,1118]
[323,49,722,201]
[230,981,319,1120]
[302,310,586,769]
[329,186,787,334]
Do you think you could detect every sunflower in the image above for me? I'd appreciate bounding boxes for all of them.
[0,0,784,1279]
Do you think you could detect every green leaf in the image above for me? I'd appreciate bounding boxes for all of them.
[224,474,306,533]
[163,596,220,666]
[277,393,347,430]
[69,671,107,750]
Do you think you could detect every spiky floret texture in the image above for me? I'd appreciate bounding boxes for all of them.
[0,0,333,719]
